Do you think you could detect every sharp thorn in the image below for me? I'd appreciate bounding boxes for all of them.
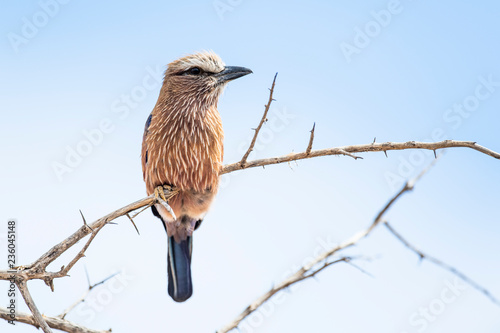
[79,210,87,225]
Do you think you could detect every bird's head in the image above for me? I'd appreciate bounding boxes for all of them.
[161,51,252,109]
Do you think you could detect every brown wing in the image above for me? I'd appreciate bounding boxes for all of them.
[141,113,153,180]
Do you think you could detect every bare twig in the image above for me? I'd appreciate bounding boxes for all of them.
[0,187,181,331]
[126,213,140,235]
[130,202,154,219]
[0,308,110,333]
[222,140,500,174]
[59,226,103,278]
[217,159,438,333]
[0,195,157,281]
[384,222,500,306]
[302,257,352,280]
[0,196,158,331]
[338,148,363,160]
[218,257,351,333]
[345,259,375,278]
[59,272,120,319]
[239,72,278,166]
[16,279,52,333]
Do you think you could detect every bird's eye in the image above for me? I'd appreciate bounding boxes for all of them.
[189,67,201,75]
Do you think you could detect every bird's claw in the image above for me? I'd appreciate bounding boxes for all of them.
[154,185,178,220]
[154,185,178,202]
[154,186,167,202]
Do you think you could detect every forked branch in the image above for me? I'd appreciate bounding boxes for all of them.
[217,158,437,333]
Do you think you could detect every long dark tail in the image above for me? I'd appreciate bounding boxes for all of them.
[167,236,193,302]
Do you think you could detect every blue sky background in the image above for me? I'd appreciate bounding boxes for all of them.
[1,0,500,332]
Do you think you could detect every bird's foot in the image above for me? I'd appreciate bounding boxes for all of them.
[154,185,179,202]
[154,185,178,220]
[154,186,167,202]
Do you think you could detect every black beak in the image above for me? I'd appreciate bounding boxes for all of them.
[215,66,252,83]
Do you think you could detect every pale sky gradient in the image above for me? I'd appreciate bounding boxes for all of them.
[1,1,500,332]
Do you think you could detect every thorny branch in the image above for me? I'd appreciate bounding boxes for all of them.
[222,140,500,174]
[0,196,159,332]
[0,272,116,333]
[2,76,500,332]
[58,272,120,320]
[0,308,110,333]
[217,156,438,333]
[239,72,278,167]
[384,222,500,306]
[218,153,499,332]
